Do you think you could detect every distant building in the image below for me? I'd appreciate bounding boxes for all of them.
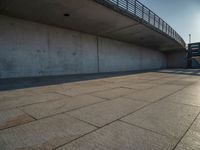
[188,42,200,68]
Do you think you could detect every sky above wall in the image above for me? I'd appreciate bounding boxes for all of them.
[138,0,200,44]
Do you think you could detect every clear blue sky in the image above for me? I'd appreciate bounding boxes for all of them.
[138,0,200,44]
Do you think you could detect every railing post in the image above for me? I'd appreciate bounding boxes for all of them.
[168,26,169,34]
[148,10,150,23]
[175,32,177,40]
[134,0,136,15]
[126,0,128,10]
[170,28,172,36]
[154,14,155,26]
[166,25,168,34]
[142,6,144,19]
[117,0,118,5]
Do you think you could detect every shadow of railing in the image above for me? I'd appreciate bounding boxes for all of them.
[157,69,200,76]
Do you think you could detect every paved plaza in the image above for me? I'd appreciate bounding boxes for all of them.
[0,69,200,150]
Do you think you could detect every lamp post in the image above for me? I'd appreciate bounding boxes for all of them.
[187,34,192,68]
[189,34,191,44]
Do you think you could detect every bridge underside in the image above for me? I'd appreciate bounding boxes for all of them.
[0,0,185,51]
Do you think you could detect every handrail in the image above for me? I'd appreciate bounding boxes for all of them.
[96,0,186,48]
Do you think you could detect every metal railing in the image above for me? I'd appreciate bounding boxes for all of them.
[96,0,186,48]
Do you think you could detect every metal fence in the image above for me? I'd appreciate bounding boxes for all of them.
[97,0,186,48]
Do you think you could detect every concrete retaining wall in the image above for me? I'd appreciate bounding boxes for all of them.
[0,15,167,78]
[98,38,166,72]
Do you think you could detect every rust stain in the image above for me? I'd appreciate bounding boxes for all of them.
[0,114,35,130]
[15,136,69,150]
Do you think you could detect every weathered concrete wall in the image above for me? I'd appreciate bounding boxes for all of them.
[98,38,166,72]
[166,51,187,68]
[0,15,98,78]
[0,15,167,78]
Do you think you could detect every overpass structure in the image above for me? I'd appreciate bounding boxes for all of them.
[0,0,187,78]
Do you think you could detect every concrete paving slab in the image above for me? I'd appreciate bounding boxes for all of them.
[0,109,34,130]
[20,95,106,119]
[163,91,200,106]
[179,85,200,97]
[121,83,157,90]
[131,76,162,81]
[69,80,110,87]
[102,76,134,83]
[54,80,110,90]
[183,78,200,82]
[56,85,110,97]
[175,116,200,150]
[131,73,168,80]
[57,121,177,150]
[0,89,34,99]
[68,97,147,127]
[166,80,196,86]
[125,84,184,102]
[0,114,96,150]
[190,115,200,132]
[176,130,200,150]
[105,74,162,82]
[0,92,66,111]
[91,87,135,100]
[172,75,190,79]
[147,77,179,85]
[175,144,193,150]
[29,85,69,94]
[121,101,200,139]
[103,79,148,88]
[106,76,148,84]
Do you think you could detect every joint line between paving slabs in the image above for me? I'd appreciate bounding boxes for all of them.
[172,111,200,150]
